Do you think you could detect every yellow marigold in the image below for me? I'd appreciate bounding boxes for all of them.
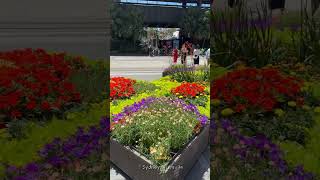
[212,99,221,106]
[274,108,285,117]
[288,101,297,107]
[221,108,234,116]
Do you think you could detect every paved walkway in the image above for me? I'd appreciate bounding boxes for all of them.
[110,56,207,81]
[110,56,210,179]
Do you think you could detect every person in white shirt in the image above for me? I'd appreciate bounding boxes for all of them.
[193,45,201,66]
[205,48,210,66]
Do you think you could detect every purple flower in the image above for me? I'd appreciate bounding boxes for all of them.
[112,97,208,126]
[25,163,39,173]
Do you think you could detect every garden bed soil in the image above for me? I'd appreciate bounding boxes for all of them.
[110,124,209,180]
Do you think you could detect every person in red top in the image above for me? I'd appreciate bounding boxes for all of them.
[172,48,179,64]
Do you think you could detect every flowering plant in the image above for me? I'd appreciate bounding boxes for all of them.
[211,67,315,144]
[110,77,136,100]
[171,82,206,98]
[111,97,208,168]
[211,67,304,112]
[0,49,81,125]
[211,118,315,180]
[5,117,109,180]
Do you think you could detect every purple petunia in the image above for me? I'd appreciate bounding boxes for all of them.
[6,116,110,179]
[212,119,315,179]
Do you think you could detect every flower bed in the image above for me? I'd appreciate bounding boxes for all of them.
[210,66,320,179]
[0,49,108,179]
[5,116,109,180]
[111,97,207,165]
[0,49,81,126]
[110,75,210,178]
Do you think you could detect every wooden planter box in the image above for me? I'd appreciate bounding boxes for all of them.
[110,125,209,180]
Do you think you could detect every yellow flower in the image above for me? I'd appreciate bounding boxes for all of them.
[288,101,297,107]
[221,108,234,116]
[302,105,311,111]
[196,96,199,98]
[212,99,221,106]
[274,108,285,117]
[150,147,157,154]
[179,96,183,99]
[314,107,320,113]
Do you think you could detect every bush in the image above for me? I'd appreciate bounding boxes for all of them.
[133,81,159,94]
[163,65,209,83]
[210,1,287,67]
[69,60,107,104]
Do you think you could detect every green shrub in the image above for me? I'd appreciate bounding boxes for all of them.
[280,114,320,177]
[133,81,159,94]
[69,60,107,104]
[211,1,287,67]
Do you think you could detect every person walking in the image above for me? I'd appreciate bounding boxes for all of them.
[193,45,201,66]
[181,44,188,65]
[148,44,152,56]
[205,48,210,66]
[172,48,179,64]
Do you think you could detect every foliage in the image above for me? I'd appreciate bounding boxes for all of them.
[299,8,320,66]
[133,81,159,95]
[211,119,315,180]
[110,77,136,100]
[4,117,109,180]
[280,114,320,177]
[210,1,287,67]
[210,65,228,80]
[0,100,107,176]
[111,97,207,169]
[110,1,145,44]
[165,65,209,83]
[69,60,107,104]
[179,8,210,43]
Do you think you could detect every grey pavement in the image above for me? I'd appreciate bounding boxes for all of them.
[110,56,210,180]
[110,56,207,81]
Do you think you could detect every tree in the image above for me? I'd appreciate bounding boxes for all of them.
[179,8,210,46]
[110,2,145,45]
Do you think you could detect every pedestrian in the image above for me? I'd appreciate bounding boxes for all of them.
[193,45,200,66]
[181,44,188,65]
[205,48,210,66]
[173,48,179,64]
[148,44,152,56]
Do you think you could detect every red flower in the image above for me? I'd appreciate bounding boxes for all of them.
[171,83,205,98]
[235,104,246,112]
[26,101,37,110]
[110,77,136,100]
[41,101,51,111]
[211,67,304,112]
[10,110,22,118]
[72,92,81,102]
